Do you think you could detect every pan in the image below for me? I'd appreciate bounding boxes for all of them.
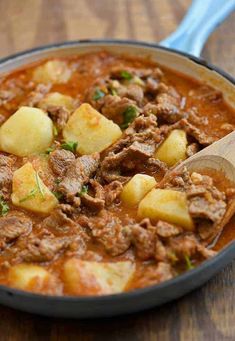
[0,0,234,318]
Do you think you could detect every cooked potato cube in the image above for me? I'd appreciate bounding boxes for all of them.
[39,92,76,112]
[121,174,156,206]
[8,264,49,290]
[63,103,122,154]
[11,162,58,214]
[32,60,71,84]
[138,188,194,230]
[0,106,54,156]
[155,129,187,167]
[63,258,136,295]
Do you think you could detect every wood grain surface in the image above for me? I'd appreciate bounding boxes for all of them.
[0,0,234,340]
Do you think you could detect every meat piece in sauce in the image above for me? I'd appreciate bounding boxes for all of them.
[104,180,123,206]
[132,262,173,289]
[0,155,15,199]
[17,234,87,263]
[45,105,70,130]
[49,149,75,177]
[88,210,131,256]
[59,153,100,202]
[100,115,167,183]
[0,212,32,250]
[80,180,105,212]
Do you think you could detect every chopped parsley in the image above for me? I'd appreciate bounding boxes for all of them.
[19,172,45,203]
[120,106,138,129]
[53,125,58,137]
[110,88,118,96]
[0,196,9,216]
[133,75,145,87]
[93,88,105,101]
[35,172,45,199]
[45,147,54,154]
[184,254,194,270]
[54,178,61,185]
[120,70,133,80]
[19,188,37,203]
[61,141,78,153]
[78,185,88,197]
[53,191,63,200]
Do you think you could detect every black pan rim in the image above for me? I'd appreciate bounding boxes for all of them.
[0,38,234,305]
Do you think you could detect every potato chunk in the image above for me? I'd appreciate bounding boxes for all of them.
[32,60,71,84]
[8,264,49,290]
[63,103,122,154]
[63,259,136,295]
[39,92,76,112]
[11,162,58,214]
[0,106,54,156]
[121,174,156,206]
[138,188,194,230]
[155,129,187,166]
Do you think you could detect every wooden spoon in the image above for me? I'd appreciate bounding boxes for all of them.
[166,130,235,231]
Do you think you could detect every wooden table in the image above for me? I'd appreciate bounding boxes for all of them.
[0,1,234,340]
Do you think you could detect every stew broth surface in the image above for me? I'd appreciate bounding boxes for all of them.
[0,51,234,296]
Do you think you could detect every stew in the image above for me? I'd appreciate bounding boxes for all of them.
[0,51,234,296]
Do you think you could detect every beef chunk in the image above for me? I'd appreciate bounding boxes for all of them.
[0,90,15,105]
[0,155,14,199]
[144,87,183,123]
[24,83,51,107]
[81,180,105,212]
[186,142,200,157]
[115,84,144,104]
[100,115,167,183]
[101,141,166,183]
[104,181,123,206]
[177,118,217,145]
[156,221,182,238]
[18,235,86,262]
[59,153,100,202]
[45,105,70,130]
[41,204,77,232]
[189,197,226,224]
[168,234,217,260]
[101,95,139,121]
[134,262,173,289]
[128,218,156,260]
[0,212,32,249]
[155,87,182,123]
[88,210,131,256]
[49,149,75,177]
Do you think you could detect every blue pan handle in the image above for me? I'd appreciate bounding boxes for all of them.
[160,0,235,57]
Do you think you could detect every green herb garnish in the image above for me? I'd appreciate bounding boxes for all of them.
[78,185,88,197]
[54,179,61,185]
[61,141,78,153]
[35,172,45,199]
[53,191,63,200]
[45,147,54,154]
[110,88,118,96]
[19,188,37,203]
[0,196,9,216]
[53,125,58,136]
[120,70,133,80]
[93,88,105,101]
[184,255,194,270]
[120,106,137,129]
